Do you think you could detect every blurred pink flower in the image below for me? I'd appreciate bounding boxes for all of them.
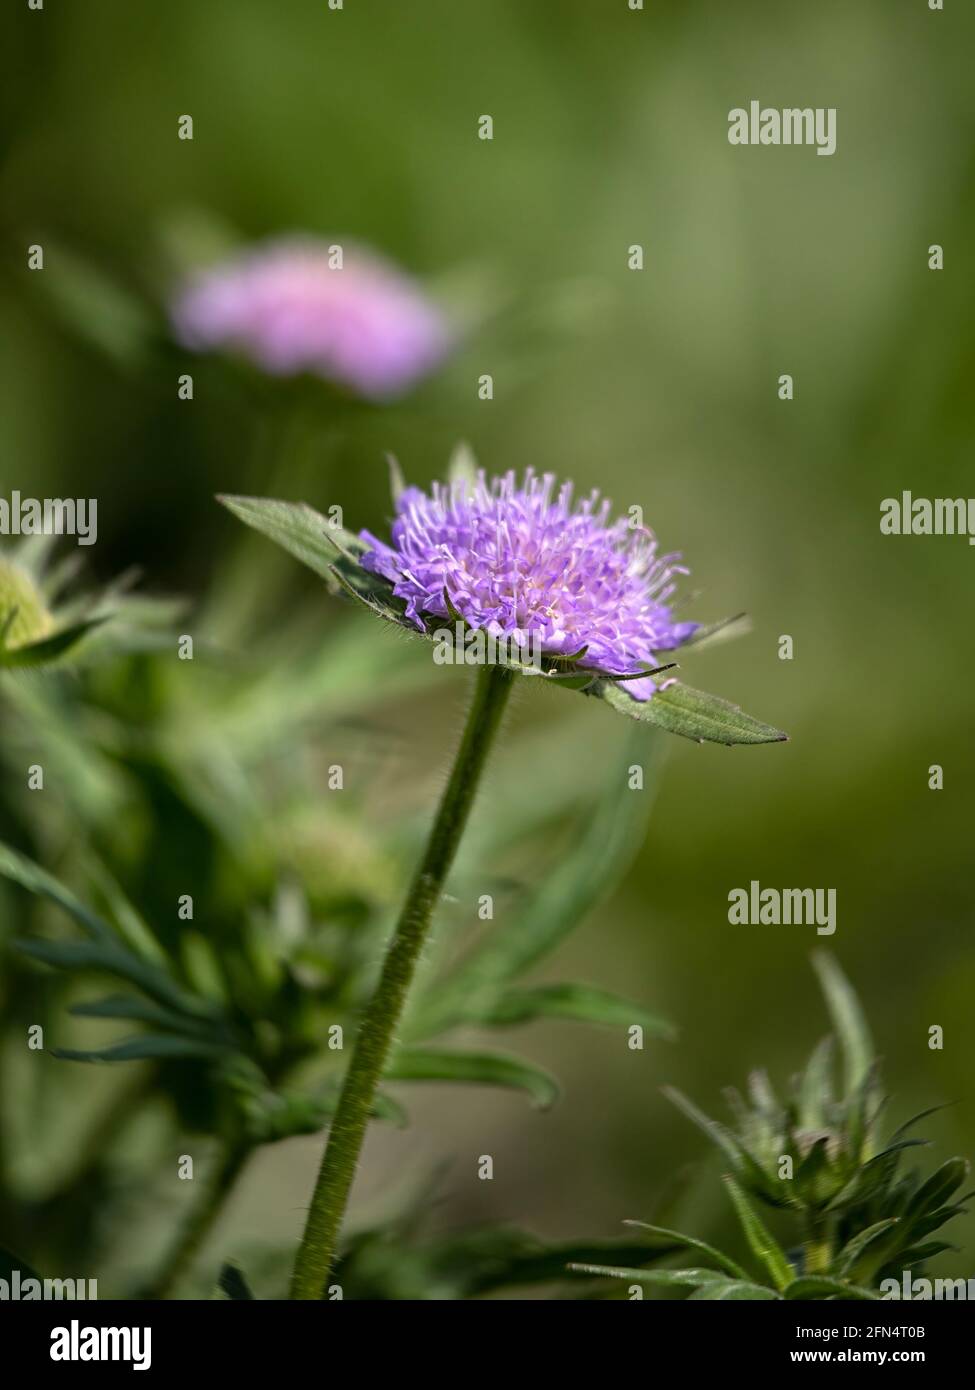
[171,237,450,400]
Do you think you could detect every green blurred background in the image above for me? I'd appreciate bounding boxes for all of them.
[1,0,974,1295]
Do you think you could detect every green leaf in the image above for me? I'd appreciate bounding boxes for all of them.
[53,1034,230,1063]
[784,1277,879,1301]
[688,1280,780,1300]
[835,1219,901,1279]
[887,1104,955,1147]
[414,729,662,1037]
[680,613,752,652]
[723,1176,793,1291]
[587,678,787,747]
[0,617,107,668]
[663,1087,786,1206]
[0,840,114,942]
[216,1264,254,1300]
[569,1263,731,1290]
[386,452,407,503]
[465,983,676,1040]
[903,1158,969,1220]
[217,494,360,584]
[14,936,222,1022]
[797,1037,835,1131]
[447,440,479,492]
[812,953,873,1096]
[0,1247,42,1282]
[69,993,226,1041]
[216,494,411,629]
[387,1049,559,1109]
[622,1220,751,1281]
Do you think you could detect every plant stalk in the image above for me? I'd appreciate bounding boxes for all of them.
[290,662,514,1299]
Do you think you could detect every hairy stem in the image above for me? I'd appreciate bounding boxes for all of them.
[290,663,514,1299]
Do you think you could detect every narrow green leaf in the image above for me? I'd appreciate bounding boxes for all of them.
[387,1048,559,1109]
[688,1280,780,1300]
[53,1034,230,1063]
[622,1220,751,1281]
[784,1277,879,1301]
[797,1036,835,1131]
[414,729,662,1037]
[386,452,406,503]
[663,1087,786,1206]
[0,840,114,942]
[467,983,676,1040]
[903,1158,969,1221]
[723,1176,793,1291]
[680,613,752,652]
[836,1219,901,1278]
[0,618,107,668]
[588,678,787,746]
[447,441,479,492]
[69,993,226,1040]
[812,953,873,1096]
[569,1263,730,1289]
[14,935,222,1022]
[216,1264,254,1300]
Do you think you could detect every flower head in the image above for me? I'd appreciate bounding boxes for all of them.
[359,469,698,699]
[171,237,449,400]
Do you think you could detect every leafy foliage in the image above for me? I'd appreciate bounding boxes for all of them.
[575,956,969,1301]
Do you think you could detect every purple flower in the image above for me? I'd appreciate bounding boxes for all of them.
[170,238,450,400]
[359,469,699,699]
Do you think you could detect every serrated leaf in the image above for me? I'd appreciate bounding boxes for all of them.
[465,983,676,1039]
[723,1176,793,1291]
[622,1221,750,1281]
[387,1048,559,1109]
[588,678,787,746]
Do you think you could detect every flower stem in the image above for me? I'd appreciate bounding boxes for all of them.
[290,662,514,1300]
